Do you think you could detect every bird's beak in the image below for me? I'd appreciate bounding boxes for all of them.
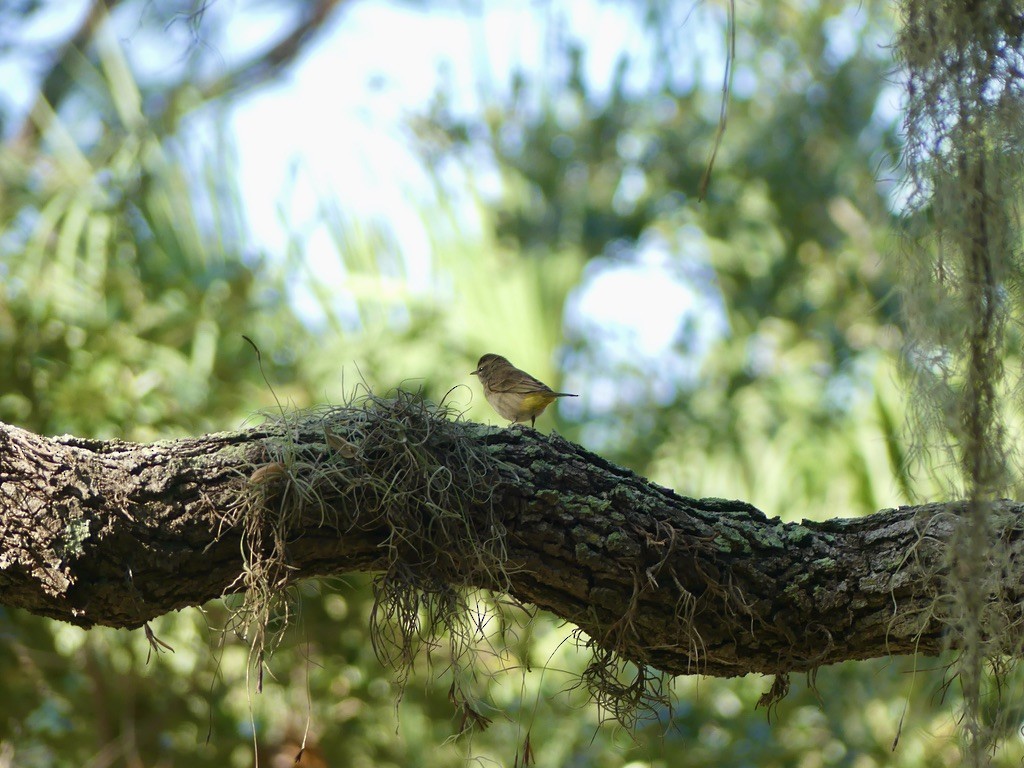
[470,369,478,376]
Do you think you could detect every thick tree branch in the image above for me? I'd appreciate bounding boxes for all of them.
[0,400,1015,679]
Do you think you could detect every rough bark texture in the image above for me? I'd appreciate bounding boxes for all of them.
[0,404,1018,680]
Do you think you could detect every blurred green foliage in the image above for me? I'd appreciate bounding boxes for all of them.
[1,0,1021,767]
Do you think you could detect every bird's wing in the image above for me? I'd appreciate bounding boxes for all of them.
[490,368,553,395]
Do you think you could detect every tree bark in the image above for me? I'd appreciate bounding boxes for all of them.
[0,401,1014,680]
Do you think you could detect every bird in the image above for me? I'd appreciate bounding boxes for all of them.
[471,353,577,428]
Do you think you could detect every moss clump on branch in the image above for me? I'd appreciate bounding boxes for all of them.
[217,387,685,731]
[224,390,509,706]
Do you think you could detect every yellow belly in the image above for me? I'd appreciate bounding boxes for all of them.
[485,391,557,423]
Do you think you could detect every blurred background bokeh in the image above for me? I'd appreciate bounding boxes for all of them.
[0,0,1014,766]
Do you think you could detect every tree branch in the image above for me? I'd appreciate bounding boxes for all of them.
[12,0,117,151]
[195,0,347,102]
[10,0,347,152]
[0,398,1014,679]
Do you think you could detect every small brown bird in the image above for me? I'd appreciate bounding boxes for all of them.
[471,353,577,428]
